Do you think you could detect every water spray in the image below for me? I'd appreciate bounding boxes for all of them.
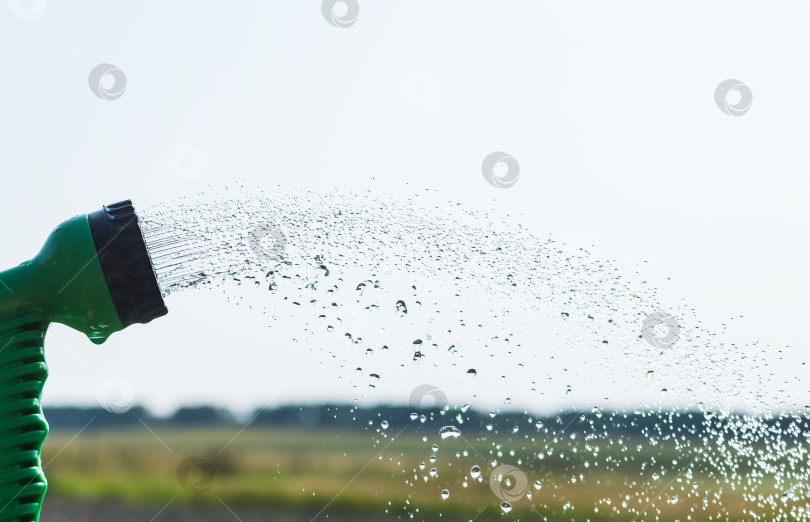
[0,200,167,521]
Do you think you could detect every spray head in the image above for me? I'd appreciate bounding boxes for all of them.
[0,199,168,344]
[86,200,168,328]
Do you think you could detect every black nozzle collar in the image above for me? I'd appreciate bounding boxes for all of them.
[87,200,168,328]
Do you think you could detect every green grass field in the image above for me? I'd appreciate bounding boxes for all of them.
[39,425,806,521]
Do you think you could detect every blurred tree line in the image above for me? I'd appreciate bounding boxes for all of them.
[42,404,810,440]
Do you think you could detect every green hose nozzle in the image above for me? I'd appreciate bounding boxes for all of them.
[0,200,167,521]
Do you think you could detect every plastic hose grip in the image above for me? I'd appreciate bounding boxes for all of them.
[0,203,167,521]
[0,312,49,522]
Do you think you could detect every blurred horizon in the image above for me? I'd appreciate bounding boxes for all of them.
[39,402,810,521]
[43,402,810,431]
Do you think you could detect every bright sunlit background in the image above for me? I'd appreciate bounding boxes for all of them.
[2,1,810,416]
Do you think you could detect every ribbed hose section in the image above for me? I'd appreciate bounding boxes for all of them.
[0,312,49,522]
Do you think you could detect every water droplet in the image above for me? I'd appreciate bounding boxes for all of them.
[534,480,542,489]
[369,373,380,381]
[500,501,512,513]
[381,420,389,429]
[431,444,439,452]
[470,465,481,479]
[418,461,425,470]
[410,412,418,421]
[429,468,437,477]
[440,489,449,500]
[396,300,408,316]
[356,282,366,295]
[461,403,471,412]
[439,426,461,439]
[467,368,477,377]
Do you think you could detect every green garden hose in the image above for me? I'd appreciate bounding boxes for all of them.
[0,200,167,521]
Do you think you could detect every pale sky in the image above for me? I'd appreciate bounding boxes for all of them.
[2,1,809,417]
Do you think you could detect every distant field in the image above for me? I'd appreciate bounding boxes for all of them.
[38,425,805,521]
